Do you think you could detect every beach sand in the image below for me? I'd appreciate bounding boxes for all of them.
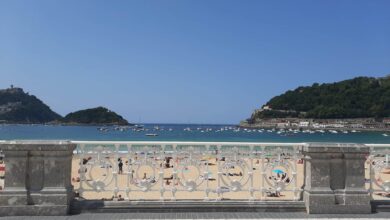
[70,154,390,201]
[71,154,304,201]
[365,157,390,200]
[0,161,4,190]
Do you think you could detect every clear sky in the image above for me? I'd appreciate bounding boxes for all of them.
[1,0,390,124]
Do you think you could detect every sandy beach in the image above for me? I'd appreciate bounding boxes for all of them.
[0,159,4,190]
[71,153,305,201]
[69,153,390,201]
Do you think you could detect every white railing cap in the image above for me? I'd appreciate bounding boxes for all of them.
[71,140,307,147]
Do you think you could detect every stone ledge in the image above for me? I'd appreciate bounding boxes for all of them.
[372,200,390,212]
[71,200,306,214]
[303,143,369,153]
[0,140,76,151]
[0,205,69,216]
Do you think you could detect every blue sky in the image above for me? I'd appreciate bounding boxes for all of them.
[1,0,389,124]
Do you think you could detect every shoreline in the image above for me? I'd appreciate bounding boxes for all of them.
[0,122,133,126]
[239,124,390,132]
[240,117,390,132]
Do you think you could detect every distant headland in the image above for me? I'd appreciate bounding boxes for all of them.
[0,86,131,125]
[242,76,390,131]
[61,107,130,126]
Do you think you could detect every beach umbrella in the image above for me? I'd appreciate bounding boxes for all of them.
[272,169,284,174]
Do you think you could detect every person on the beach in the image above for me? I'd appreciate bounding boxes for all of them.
[118,158,123,174]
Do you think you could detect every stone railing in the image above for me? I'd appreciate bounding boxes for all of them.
[366,144,390,198]
[72,141,304,202]
[302,143,371,214]
[0,140,389,216]
[0,141,76,216]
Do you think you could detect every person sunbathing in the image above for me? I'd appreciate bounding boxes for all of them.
[72,177,81,182]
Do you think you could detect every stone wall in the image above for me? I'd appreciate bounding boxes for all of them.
[303,143,371,214]
[0,141,76,216]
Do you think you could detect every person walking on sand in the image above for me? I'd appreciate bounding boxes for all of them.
[118,158,123,174]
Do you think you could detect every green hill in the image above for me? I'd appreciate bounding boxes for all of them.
[62,107,130,125]
[0,87,62,123]
[249,76,390,121]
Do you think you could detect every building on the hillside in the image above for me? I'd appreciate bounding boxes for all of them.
[299,121,310,127]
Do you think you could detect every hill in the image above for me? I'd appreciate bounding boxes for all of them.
[0,87,62,123]
[248,76,390,122]
[62,107,130,125]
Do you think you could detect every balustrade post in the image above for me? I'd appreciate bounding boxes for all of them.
[0,150,28,205]
[303,143,371,214]
[0,141,76,216]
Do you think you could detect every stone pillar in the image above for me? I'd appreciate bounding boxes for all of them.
[0,141,76,216]
[303,143,371,214]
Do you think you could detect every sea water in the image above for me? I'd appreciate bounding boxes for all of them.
[0,124,389,143]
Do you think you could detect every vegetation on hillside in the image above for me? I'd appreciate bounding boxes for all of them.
[62,107,130,125]
[250,76,390,120]
[0,88,62,123]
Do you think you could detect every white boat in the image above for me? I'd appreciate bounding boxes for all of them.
[145,133,158,137]
[97,127,109,132]
[383,134,389,137]
[135,124,144,129]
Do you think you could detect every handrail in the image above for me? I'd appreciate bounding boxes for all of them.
[71,140,307,146]
[365,144,390,147]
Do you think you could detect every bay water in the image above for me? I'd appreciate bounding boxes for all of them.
[0,124,389,144]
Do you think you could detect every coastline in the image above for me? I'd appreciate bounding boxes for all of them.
[240,117,390,132]
[239,124,390,132]
[0,122,133,126]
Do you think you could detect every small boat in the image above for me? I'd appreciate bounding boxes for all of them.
[135,124,144,129]
[145,133,158,137]
[383,134,389,137]
[97,127,109,132]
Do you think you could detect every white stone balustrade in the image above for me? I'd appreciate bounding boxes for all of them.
[0,140,389,216]
[72,141,304,202]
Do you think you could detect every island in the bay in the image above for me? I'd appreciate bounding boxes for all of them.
[241,76,390,131]
[0,86,130,125]
[62,107,129,125]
